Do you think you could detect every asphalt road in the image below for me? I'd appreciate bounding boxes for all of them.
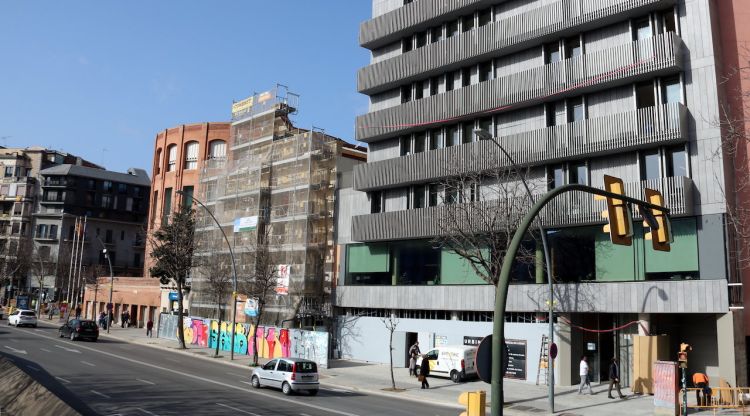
[0,322,454,416]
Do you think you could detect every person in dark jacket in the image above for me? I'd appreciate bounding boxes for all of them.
[419,355,431,389]
[608,357,626,399]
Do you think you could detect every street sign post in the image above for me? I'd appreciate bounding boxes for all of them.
[476,335,509,384]
[549,343,558,360]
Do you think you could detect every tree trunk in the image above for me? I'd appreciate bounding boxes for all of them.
[389,328,395,390]
[176,280,186,349]
[214,301,222,357]
[252,305,263,366]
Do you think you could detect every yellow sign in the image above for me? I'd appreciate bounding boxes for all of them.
[231,96,254,116]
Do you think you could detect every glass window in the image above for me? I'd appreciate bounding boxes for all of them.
[428,184,440,207]
[209,140,227,160]
[478,8,492,27]
[414,185,426,209]
[640,150,661,180]
[479,61,493,82]
[429,77,439,96]
[446,125,459,147]
[636,82,655,109]
[167,145,177,172]
[401,85,412,103]
[568,98,584,123]
[548,165,565,190]
[103,181,113,192]
[181,186,194,210]
[462,14,475,32]
[4,167,11,177]
[565,37,582,59]
[447,20,459,38]
[414,81,424,100]
[414,133,426,153]
[634,18,652,40]
[545,42,561,64]
[569,162,588,185]
[370,191,382,214]
[446,71,459,92]
[463,123,475,144]
[429,129,443,150]
[416,31,427,48]
[263,360,278,371]
[400,136,411,156]
[105,229,113,244]
[431,26,443,43]
[402,37,413,53]
[118,183,127,194]
[666,146,687,177]
[277,361,290,372]
[163,187,173,223]
[479,118,492,137]
[661,77,681,104]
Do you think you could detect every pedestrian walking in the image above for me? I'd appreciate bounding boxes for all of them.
[108,311,114,328]
[409,350,417,376]
[578,355,593,394]
[419,354,430,389]
[121,310,130,328]
[75,305,81,319]
[409,341,421,357]
[608,357,626,399]
[146,320,154,338]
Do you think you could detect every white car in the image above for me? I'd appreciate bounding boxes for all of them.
[8,309,37,328]
[251,358,319,395]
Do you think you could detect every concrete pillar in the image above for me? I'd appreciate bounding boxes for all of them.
[638,313,650,336]
[717,312,742,387]
[555,315,573,385]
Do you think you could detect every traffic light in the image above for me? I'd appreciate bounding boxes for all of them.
[678,343,692,368]
[643,188,672,252]
[458,391,486,416]
[596,175,633,246]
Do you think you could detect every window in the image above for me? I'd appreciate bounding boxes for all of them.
[666,146,687,177]
[87,179,96,190]
[181,186,194,210]
[106,229,113,244]
[163,188,173,223]
[370,191,383,214]
[414,80,424,100]
[208,140,227,160]
[446,187,459,204]
[478,118,492,137]
[133,253,141,268]
[154,148,162,175]
[414,185,426,209]
[447,20,459,38]
[462,14,475,32]
[167,145,177,172]
[414,133,426,154]
[463,123,475,144]
[565,37,582,59]
[36,224,47,238]
[101,194,113,208]
[636,82,655,109]
[401,85,412,103]
[4,167,11,177]
[49,225,57,239]
[567,97,584,123]
[661,77,681,104]
[431,26,443,43]
[478,8,492,27]
[429,129,443,150]
[118,183,127,194]
[544,42,561,64]
[640,150,661,180]
[416,31,427,48]
[446,70,459,92]
[428,184,440,207]
[569,162,588,185]
[103,180,113,193]
[461,67,471,87]
[184,141,199,170]
[152,190,159,223]
[429,77,439,96]
[634,18,652,40]
[263,360,278,371]
[400,136,411,156]
[548,165,565,190]
[446,125,459,147]
[479,61,493,82]
[402,37,413,53]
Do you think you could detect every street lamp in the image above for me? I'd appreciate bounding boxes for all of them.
[176,190,239,360]
[474,129,557,413]
[96,236,114,334]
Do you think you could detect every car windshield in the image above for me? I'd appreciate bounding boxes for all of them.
[20,311,36,317]
[295,362,317,373]
[81,321,97,329]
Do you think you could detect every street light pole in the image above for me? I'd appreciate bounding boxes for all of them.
[96,236,114,334]
[474,129,556,413]
[177,190,239,360]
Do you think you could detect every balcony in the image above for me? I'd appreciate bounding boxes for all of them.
[357,32,684,142]
[358,0,676,93]
[355,103,688,191]
[334,279,728,314]
[351,176,693,242]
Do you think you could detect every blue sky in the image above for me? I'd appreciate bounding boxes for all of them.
[0,1,371,173]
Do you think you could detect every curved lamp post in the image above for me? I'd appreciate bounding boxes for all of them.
[95,236,114,334]
[177,190,239,360]
[474,129,557,413]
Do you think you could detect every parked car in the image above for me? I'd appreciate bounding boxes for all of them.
[59,319,99,341]
[250,358,319,395]
[7,309,37,328]
[416,345,478,383]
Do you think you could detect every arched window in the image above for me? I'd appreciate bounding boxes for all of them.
[167,144,177,172]
[184,141,199,170]
[208,140,227,160]
[154,148,162,175]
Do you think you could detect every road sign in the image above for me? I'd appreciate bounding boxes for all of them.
[549,343,558,360]
[475,335,509,384]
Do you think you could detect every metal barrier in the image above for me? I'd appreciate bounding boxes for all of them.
[680,387,750,414]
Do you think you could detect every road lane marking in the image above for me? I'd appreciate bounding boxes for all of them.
[135,408,159,416]
[33,329,43,332]
[227,371,244,377]
[90,390,111,399]
[300,413,313,416]
[240,381,253,386]
[55,376,71,384]
[136,379,155,385]
[54,345,81,353]
[4,346,27,354]
[216,403,260,416]
[40,348,51,352]
[19,328,362,416]
[81,361,95,367]
[26,365,40,371]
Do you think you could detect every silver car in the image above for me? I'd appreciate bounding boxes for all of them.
[251,358,319,395]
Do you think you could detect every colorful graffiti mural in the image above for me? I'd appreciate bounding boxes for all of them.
[158,313,328,368]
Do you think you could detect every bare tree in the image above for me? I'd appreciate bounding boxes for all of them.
[433,151,540,286]
[381,312,400,391]
[149,209,195,349]
[241,225,279,366]
[194,241,232,357]
[0,238,31,304]
[29,244,54,315]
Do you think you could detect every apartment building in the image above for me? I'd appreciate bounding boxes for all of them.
[189,87,365,326]
[338,0,746,386]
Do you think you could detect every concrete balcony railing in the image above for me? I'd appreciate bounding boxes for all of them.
[357,31,684,142]
[351,176,693,242]
[355,103,688,191]
[358,0,676,93]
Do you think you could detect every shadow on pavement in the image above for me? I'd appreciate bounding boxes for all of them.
[0,351,98,416]
[327,359,377,369]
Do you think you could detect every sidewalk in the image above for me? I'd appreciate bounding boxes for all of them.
[40,317,704,415]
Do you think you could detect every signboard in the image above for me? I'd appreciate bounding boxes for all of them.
[16,295,29,310]
[434,335,448,347]
[244,298,259,317]
[549,342,558,360]
[231,96,254,117]
[276,265,290,295]
[653,361,679,416]
[168,292,180,301]
[233,216,258,233]
[505,339,527,380]
[464,336,484,346]
[587,342,597,351]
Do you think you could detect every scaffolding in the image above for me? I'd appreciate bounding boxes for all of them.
[191,87,340,325]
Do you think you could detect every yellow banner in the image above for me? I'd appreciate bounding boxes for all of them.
[231,96,254,115]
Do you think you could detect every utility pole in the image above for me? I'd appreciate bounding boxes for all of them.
[97,236,114,334]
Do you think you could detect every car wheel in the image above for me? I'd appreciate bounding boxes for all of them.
[70,332,76,341]
[282,382,293,396]
[450,370,461,383]
[308,389,319,396]
[251,376,260,388]
[32,324,37,328]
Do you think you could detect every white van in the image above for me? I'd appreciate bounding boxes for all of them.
[416,345,478,383]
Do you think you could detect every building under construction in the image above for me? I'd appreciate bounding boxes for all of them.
[190,86,365,326]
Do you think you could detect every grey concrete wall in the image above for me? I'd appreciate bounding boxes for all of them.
[697,213,727,280]
[0,357,86,415]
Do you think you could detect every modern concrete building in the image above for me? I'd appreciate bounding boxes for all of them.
[338,0,747,387]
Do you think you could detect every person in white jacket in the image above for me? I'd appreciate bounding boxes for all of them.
[578,355,594,394]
